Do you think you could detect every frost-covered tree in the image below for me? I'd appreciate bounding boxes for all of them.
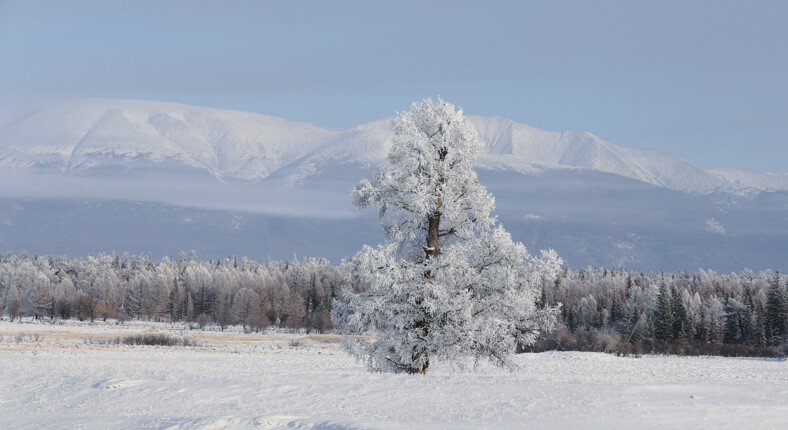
[704,296,726,344]
[332,98,562,374]
[232,287,262,331]
[579,295,599,329]
[32,275,53,319]
[724,298,748,344]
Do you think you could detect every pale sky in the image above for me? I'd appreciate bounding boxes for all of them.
[1,0,786,171]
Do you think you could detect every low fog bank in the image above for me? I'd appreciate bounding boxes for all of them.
[0,172,356,218]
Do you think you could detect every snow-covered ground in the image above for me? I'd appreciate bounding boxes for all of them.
[1,319,785,429]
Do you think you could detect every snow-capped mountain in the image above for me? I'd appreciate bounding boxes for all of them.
[0,99,785,272]
[1,98,785,193]
[0,99,336,180]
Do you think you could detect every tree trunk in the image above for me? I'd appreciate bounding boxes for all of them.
[426,213,440,259]
[423,212,441,282]
[408,353,429,374]
[424,144,447,264]
[417,144,447,371]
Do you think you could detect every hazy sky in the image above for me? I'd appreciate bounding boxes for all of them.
[1,0,786,171]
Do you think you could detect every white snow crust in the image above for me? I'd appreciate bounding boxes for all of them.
[1,319,785,429]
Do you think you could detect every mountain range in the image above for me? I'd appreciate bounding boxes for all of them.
[0,99,785,272]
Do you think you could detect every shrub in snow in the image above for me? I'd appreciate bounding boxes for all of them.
[332,98,562,374]
[119,333,197,347]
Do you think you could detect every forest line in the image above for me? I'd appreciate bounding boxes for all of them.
[1,252,785,357]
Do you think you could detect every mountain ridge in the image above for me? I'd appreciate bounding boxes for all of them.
[1,98,785,194]
[0,99,785,272]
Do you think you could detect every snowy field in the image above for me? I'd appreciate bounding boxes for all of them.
[1,319,786,429]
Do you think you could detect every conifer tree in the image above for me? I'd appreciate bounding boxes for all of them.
[654,283,673,342]
[766,271,788,345]
[671,285,688,341]
[753,303,767,348]
[695,304,708,344]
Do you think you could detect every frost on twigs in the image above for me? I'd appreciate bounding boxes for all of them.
[332,98,562,374]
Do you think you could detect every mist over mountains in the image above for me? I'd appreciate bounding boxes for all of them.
[0,99,785,272]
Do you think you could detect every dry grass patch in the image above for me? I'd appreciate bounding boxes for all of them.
[85,333,198,347]
[307,334,341,344]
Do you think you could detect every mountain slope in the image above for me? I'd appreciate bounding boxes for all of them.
[0,98,784,193]
[0,99,337,180]
[708,168,788,192]
[0,99,785,272]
